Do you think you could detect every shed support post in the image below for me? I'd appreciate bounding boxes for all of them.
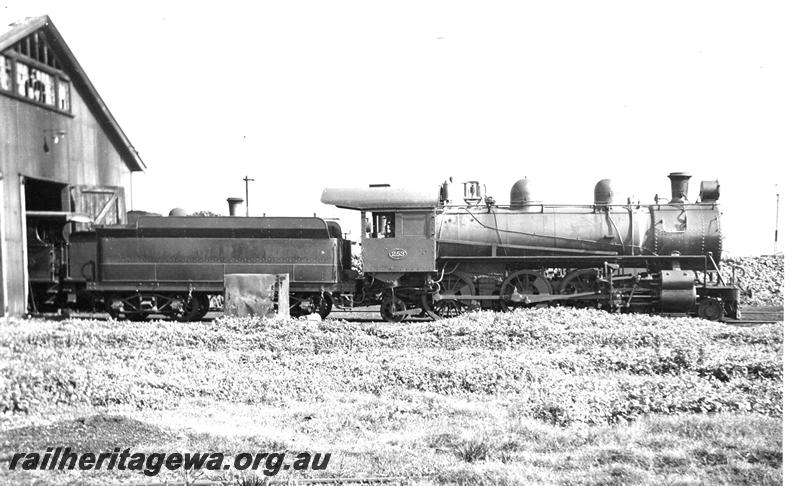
[19,175,28,314]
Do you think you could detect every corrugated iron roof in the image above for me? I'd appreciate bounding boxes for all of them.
[0,15,145,172]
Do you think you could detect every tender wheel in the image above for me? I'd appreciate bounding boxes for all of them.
[106,294,151,321]
[289,295,306,317]
[288,293,332,319]
[697,298,724,321]
[105,295,124,320]
[380,295,408,322]
[195,294,210,320]
[170,294,207,322]
[558,268,600,307]
[106,307,121,320]
[314,293,333,319]
[500,270,552,311]
[422,272,478,319]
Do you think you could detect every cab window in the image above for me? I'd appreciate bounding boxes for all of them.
[362,211,395,238]
[372,212,395,238]
[400,212,427,236]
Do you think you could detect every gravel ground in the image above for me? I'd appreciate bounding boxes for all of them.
[721,255,784,306]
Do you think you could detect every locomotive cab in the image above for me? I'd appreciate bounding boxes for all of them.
[360,209,437,278]
[322,185,440,283]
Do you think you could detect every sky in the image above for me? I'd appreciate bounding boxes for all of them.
[1,0,797,255]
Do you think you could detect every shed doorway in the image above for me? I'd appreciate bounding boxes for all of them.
[22,176,70,312]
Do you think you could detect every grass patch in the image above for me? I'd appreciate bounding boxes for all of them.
[0,308,782,485]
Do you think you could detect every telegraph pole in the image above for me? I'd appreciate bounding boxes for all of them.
[774,185,779,254]
[243,175,255,217]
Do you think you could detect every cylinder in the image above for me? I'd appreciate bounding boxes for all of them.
[659,270,696,312]
[227,197,244,216]
[668,172,692,204]
[593,179,614,206]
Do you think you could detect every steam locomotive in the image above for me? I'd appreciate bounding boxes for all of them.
[322,172,739,322]
[28,172,739,322]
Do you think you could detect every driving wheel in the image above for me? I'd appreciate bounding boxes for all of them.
[422,272,478,319]
[499,270,552,311]
[558,268,600,308]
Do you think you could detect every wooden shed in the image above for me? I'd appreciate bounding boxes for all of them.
[0,16,145,316]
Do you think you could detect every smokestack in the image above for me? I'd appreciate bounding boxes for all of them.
[227,197,244,216]
[668,172,691,204]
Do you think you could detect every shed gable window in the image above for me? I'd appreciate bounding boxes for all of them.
[57,78,70,111]
[0,31,71,114]
[16,62,55,105]
[0,54,11,90]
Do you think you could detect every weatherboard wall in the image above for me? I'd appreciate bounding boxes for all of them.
[1,80,132,316]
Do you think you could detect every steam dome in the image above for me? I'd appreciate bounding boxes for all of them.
[510,178,534,209]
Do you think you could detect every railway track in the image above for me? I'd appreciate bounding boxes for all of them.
[725,306,784,326]
[330,305,786,325]
[42,305,785,325]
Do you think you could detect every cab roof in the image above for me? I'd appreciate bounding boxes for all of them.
[321,186,439,211]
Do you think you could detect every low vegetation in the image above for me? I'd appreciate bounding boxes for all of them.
[0,307,782,485]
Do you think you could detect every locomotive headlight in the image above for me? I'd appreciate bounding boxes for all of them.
[699,180,720,203]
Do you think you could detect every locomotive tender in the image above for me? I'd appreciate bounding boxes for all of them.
[322,172,739,322]
[28,215,355,320]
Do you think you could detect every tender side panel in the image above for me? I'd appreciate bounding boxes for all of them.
[66,232,98,282]
[96,236,339,286]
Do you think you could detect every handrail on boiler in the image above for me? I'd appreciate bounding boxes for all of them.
[706,252,727,286]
